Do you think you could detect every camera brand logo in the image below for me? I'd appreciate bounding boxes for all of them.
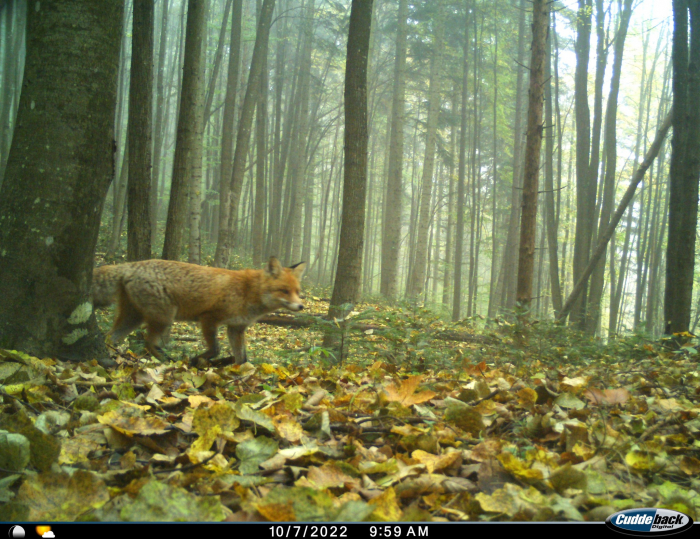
[605,508,693,536]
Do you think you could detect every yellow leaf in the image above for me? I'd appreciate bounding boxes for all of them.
[497,452,544,482]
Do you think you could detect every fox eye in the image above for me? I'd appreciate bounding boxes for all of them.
[279,288,289,294]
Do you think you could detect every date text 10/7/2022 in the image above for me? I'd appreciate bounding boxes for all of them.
[268,525,429,538]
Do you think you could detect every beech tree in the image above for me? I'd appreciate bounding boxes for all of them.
[664,0,700,334]
[515,0,548,315]
[326,0,373,351]
[0,0,122,362]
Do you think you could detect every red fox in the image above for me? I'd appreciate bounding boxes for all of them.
[92,257,305,365]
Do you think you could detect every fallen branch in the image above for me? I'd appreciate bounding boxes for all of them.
[556,109,673,322]
[257,314,496,344]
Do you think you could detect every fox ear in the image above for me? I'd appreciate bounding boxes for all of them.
[266,256,282,277]
[290,261,306,280]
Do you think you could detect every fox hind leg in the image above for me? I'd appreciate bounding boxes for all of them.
[189,315,220,366]
[227,325,248,365]
[144,320,172,361]
[110,295,143,344]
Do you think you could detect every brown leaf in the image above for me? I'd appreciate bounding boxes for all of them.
[584,388,630,406]
[384,375,436,406]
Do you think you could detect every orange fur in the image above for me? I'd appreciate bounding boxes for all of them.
[92,257,305,365]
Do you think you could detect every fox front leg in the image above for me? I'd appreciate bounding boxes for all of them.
[227,325,248,365]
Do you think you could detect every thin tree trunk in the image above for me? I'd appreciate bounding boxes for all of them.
[224,0,275,262]
[570,0,594,325]
[543,18,562,316]
[204,0,233,124]
[162,0,207,261]
[498,0,527,312]
[213,0,243,267]
[107,143,129,256]
[585,0,633,333]
[515,0,548,315]
[326,0,373,355]
[443,87,457,306]
[407,0,444,299]
[453,7,470,321]
[558,110,672,321]
[151,0,170,245]
[380,0,408,299]
[487,2,500,319]
[664,0,700,334]
[467,13,482,317]
[127,0,154,261]
[252,0,269,268]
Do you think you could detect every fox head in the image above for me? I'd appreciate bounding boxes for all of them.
[262,256,306,312]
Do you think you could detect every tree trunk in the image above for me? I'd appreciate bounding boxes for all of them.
[557,111,673,321]
[515,0,548,315]
[0,0,122,360]
[487,2,499,319]
[326,0,373,354]
[569,0,594,325]
[284,0,315,264]
[252,0,270,268]
[221,0,275,265]
[127,0,154,261]
[664,0,700,334]
[151,0,170,245]
[585,0,633,333]
[407,0,444,299]
[213,0,243,267]
[467,13,482,317]
[498,0,527,312]
[543,18,562,316]
[452,6,470,321]
[162,0,207,261]
[379,0,408,300]
[443,89,456,307]
[107,142,129,257]
[204,0,233,124]
[0,0,26,188]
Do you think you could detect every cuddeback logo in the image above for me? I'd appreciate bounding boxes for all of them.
[605,508,694,536]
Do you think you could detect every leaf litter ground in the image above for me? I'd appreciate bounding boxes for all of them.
[0,298,699,522]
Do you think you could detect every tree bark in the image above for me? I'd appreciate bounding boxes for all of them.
[557,110,673,321]
[585,0,633,333]
[664,0,700,334]
[487,2,500,319]
[204,0,233,124]
[213,0,243,267]
[543,17,563,316]
[252,0,269,268]
[0,0,122,360]
[0,1,25,188]
[498,0,527,312]
[569,0,594,325]
[162,0,207,261]
[221,0,275,265]
[407,0,445,299]
[150,0,170,244]
[127,0,154,261]
[325,0,373,354]
[379,0,408,300]
[515,0,548,315]
[452,6,470,321]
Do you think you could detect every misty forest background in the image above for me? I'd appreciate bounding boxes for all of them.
[0,0,695,351]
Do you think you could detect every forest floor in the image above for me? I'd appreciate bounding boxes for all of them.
[1,294,699,522]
